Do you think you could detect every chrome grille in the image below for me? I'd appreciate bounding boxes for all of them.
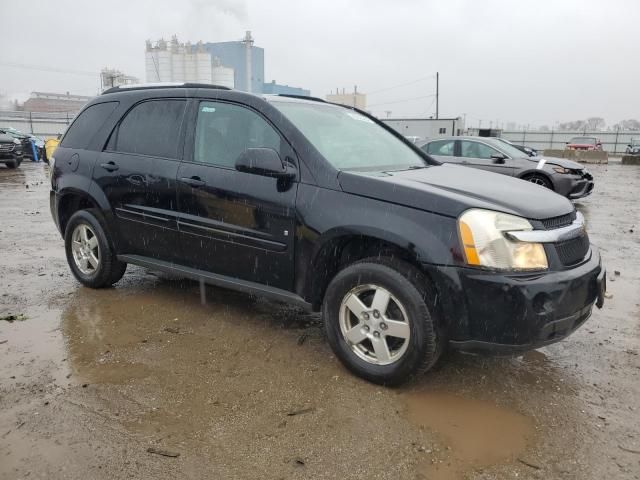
[0,143,15,152]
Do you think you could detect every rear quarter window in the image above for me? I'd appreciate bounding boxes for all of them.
[59,102,119,149]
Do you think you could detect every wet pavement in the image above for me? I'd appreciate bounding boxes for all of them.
[1,162,639,479]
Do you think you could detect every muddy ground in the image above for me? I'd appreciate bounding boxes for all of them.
[1,161,639,480]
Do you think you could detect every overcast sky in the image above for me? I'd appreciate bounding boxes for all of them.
[1,0,638,127]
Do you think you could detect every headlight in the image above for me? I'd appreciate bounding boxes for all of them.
[458,209,548,271]
[552,166,571,174]
[13,138,20,145]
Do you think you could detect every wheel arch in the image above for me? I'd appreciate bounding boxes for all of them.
[302,228,439,311]
[57,185,112,236]
[518,169,555,190]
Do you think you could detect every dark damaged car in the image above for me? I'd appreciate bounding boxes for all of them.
[0,133,23,168]
[49,84,606,385]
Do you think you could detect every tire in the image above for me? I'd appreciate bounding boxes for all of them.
[5,160,17,169]
[64,209,127,288]
[323,257,441,386]
[522,173,553,190]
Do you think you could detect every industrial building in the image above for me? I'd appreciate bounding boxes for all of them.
[22,92,92,114]
[100,68,139,91]
[382,117,465,140]
[262,81,310,96]
[326,88,367,110]
[145,37,233,87]
[202,31,263,93]
[145,32,308,95]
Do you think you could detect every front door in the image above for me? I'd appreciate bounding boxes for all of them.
[93,99,187,261]
[458,140,515,176]
[176,100,298,291]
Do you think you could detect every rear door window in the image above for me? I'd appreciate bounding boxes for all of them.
[424,140,454,156]
[107,100,187,159]
[60,102,119,149]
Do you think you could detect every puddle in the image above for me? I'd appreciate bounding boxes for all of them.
[405,391,535,479]
[0,305,70,387]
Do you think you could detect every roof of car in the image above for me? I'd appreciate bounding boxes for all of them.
[101,82,232,95]
[101,83,328,105]
[262,94,328,105]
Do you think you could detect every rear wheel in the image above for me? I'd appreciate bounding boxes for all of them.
[323,258,441,385]
[522,173,553,190]
[65,209,126,288]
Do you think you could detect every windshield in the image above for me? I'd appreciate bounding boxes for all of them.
[271,101,426,171]
[569,137,596,145]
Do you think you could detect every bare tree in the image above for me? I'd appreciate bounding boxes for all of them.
[586,117,606,130]
[558,120,586,131]
[613,119,640,131]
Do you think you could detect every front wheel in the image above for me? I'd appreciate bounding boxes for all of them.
[522,173,553,190]
[323,258,441,385]
[5,160,18,169]
[65,209,127,288]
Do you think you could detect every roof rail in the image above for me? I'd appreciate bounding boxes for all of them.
[102,82,232,95]
[276,93,326,103]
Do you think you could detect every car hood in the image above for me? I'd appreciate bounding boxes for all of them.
[526,155,584,170]
[338,164,574,220]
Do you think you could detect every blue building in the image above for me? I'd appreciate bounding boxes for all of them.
[203,36,264,94]
[262,81,310,97]
[203,31,309,95]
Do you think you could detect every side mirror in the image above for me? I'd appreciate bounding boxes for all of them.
[235,148,295,179]
[491,153,507,164]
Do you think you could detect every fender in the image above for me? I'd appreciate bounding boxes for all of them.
[294,184,460,304]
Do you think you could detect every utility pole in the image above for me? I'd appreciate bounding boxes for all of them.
[435,72,439,119]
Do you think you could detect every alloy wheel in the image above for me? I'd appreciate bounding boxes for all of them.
[528,176,548,187]
[338,284,411,366]
[71,224,101,275]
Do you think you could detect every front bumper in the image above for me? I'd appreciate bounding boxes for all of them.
[0,150,23,162]
[553,172,594,200]
[425,247,604,355]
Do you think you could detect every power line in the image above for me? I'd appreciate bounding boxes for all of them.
[368,74,436,95]
[369,93,436,108]
[420,97,437,117]
[0,61,98,77]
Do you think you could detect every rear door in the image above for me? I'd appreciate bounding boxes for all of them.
[176,99,298,290]
[458,140,515,176]
[94,99,187,261]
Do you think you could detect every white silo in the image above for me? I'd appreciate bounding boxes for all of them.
[196,51,212,83]
[212,60,234,88]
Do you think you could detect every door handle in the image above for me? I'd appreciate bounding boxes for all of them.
[100,161,119,172]
[180,176,205,187]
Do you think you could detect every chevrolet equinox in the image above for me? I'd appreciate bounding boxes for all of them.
[50,84,606,385]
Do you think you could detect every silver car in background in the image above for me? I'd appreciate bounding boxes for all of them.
[419,136,594,199]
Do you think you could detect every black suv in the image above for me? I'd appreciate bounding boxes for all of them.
[50,84,605,385]
[0,133,23,168]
